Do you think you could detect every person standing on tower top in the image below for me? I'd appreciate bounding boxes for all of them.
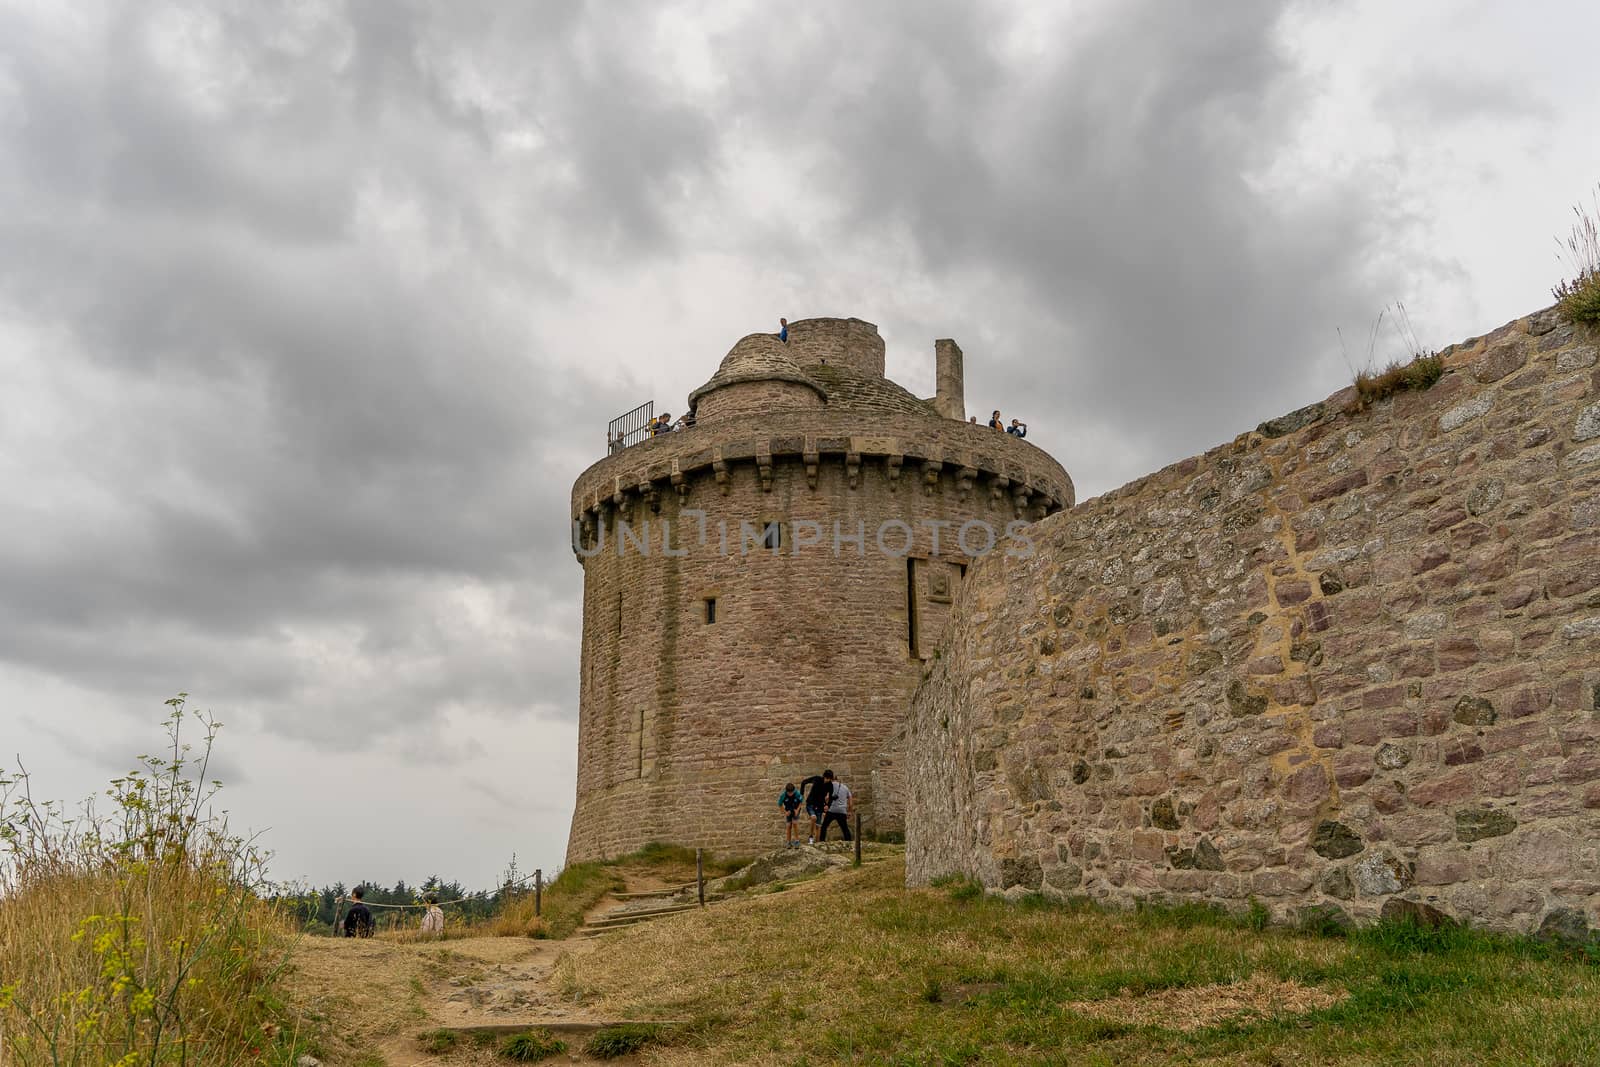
[989,409,1005,430]
[778,317,789,343]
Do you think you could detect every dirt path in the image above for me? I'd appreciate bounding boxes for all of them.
[287,870,676,1066]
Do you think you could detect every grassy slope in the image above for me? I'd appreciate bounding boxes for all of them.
[565,854,1600,1066]
[490,843,748,939]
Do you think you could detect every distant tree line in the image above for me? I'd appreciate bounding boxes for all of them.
[275,856,542,935]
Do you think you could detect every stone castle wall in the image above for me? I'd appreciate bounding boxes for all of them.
[566,318,1074,864]
[905,308,1600,935]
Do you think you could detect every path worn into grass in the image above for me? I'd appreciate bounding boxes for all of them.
[288,866,675,1066]
[287,845,878,1065]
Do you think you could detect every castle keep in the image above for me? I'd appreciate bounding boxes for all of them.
[566,317,1074,862]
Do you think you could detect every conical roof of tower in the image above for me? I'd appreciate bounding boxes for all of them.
[802,361,940,419]
[687,333,829,410]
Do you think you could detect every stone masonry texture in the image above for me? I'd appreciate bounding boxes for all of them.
[905,307,1600,935]
[566,317,1074,863]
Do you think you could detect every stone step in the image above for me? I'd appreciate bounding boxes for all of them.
[584,903,701,929]
[611,884,695,899]
[426,1020,686,1039]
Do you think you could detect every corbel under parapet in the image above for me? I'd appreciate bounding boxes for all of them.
[671,461,689,505]
[756,444,774,493]
[712,450,730,495]
[1012,484,1032,519]
[638,477,660,514]
[957,465,979,498]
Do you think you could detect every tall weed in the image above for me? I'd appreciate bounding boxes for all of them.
[0,696,308,1065]
[1553,184,1600,324]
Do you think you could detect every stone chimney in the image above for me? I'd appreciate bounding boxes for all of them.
[934,339,964,421]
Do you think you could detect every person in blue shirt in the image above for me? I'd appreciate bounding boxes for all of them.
[778,317,789,343]
[778,783,804,848]
[1007,419,1027,438]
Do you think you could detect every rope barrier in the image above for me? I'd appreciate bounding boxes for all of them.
[328,868,545,929]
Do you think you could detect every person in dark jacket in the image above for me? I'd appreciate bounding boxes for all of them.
[798,771,834,845]
[343,887,374,938]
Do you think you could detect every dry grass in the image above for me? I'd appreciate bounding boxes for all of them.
[0,699,312,1065]
[562,853,1600,1065]
[377,921,505,943]
[1065,973,1344,1031]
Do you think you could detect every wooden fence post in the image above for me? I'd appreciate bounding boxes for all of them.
[535,869,543,917]
[697,849,705,907]
[854,813,862,867]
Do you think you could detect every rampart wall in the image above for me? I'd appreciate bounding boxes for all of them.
[905,308,1600,936]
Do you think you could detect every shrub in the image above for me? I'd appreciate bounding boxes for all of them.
[1554,185,1600,324]
[0,696,308,1065]
[499,1028,566,1061]
[584,1022,664,1058]
[1353,352,1444,406]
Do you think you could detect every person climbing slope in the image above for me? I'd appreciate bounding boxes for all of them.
[798,770,834,845]
[779,782,804,848]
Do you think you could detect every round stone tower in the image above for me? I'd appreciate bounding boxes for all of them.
[566,317,1074,861]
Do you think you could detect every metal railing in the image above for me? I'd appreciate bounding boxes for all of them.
[607,401,654,454]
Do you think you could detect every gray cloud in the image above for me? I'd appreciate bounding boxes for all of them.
[1,0,1590,883]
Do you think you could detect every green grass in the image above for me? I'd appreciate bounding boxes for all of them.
[498,1028,565,1061]
[415,1028,458,1054]
[526,861,621,939]
[583,1022,664,1058]
[568,854,1600,1066]
[616,841,749,878]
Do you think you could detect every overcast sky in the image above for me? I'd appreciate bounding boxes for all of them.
[3,0,1597,892]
